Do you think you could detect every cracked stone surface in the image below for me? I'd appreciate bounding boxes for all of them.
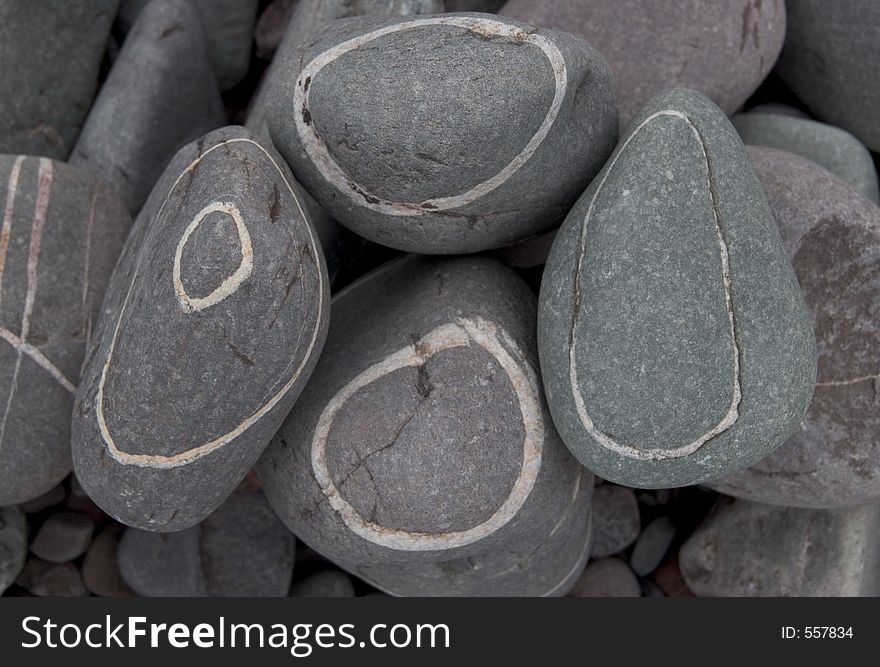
[71,126,330,531]
[709,148,880,508]
[539,88,817,488]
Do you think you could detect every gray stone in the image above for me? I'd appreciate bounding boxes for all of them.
[66,474,108,524]
[119,491,295,596]
[708,148,880,508]
[0,0,119,159]
[775,0,880,152]
[16,559,88,597]
[747,102,810,119]
[254,0,297,59]
[258,256,593,596]
[266,13,618,253]
[590,485,640,559]
[538,88,817,488]
[500,0,786,131]
[0,506,27,594]
[82,524,134,597]
[0,157,131,507]
[18,484,66,514]
[291,570,355,597]
[569,558,640,597]
[653,555,695,597]
[71,126,329,531]
[680,499,880,596]
[491,229,557,269]
[70,0,226,214]
[732,112,880,203]
[630,516,676,576]
[30,512,95,564]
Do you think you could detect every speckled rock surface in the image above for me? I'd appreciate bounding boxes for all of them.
[71,126,329,531]
[0,0,119,158]
[266,13,617,253]
[539,88,817,489]
[0,156,130,506]
[500,0,786,130]
[259,256,593,595]
[732,112,879,203]
[0,506,27,595]
[709,148,880,508]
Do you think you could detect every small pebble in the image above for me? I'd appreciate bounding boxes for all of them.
[19,485,66,514]
[590,485,640,559]
[82,524,133,597]
[630,516,677,577]
[30,512,95,564]
[569,558,641,598]
[291,570,356,598]
[16,559,88,597]
[653,556,695,598]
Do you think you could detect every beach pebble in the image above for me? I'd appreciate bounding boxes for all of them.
[71,126,329,531]
[291,570,356,597]
[746,102,810,119]
[500,0,786,130]
[266,13,617,253]
[18,484,66,514]
[569,558,641,598]
[630,516,677,577]
[82,524,134,597]
[0,0,119,158]
[775,0,880,152]
[70,0,225,214]
[259,256,593,595]
[30,512,95,564]
[254,0,297,59]
[680,500,880,596]
[119,491,295,596]
[538,88,816,488]
[590,485,640,559]
[732,112,879,203]
[0,506,27,594]
[709,148,880,508]
[16,559,88,597]
[653,556,695,597]
[0,157,131,507]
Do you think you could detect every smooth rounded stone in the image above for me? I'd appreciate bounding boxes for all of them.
[119,491,295,597]
[569,558,640,598]
[71,126,330,531]
[775,1,880,152]
[590,485,640,559]
[70,0,225,214]
[653,556,695,597]
[291,570,356,597]
[629,516,676,577]
[0,506,27,594]
[680,500,880,596]
[708,148,880,508]
[747,102,810,119]
[18,484,66,514]
[30,512,95,564]
[0,157,131,507]
[258,256,594,591]
[82,524,133,597]
[0,0,118,159]
[539,88,817,489]
[500,0,786,131]
[732,113,880,203]
[266,13,618,254]
[16,559,88,597]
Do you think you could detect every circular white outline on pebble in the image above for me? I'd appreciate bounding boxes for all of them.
[172,201,254,312]
[95,138,325,468]
[311,316,544,551]
[293,16,568,216]
[568,110,742,461]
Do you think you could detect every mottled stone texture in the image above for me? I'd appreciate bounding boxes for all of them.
[501,0,786,130]
[70,0,225,214]
[71,126,329,531]
[0,0,119,158]
[709,148,880,508]
[259,256,593,596]
[0,156,130,506]
[266,13,617,253]
[539,89,816,489]
[776,0,880,152]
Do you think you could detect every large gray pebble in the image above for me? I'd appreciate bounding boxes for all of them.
[539,88,817,488]
[71,126,329,531]
[0,506,27,594]
[266,13,617,253]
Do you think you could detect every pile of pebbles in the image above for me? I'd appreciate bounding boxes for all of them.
[1,0,878,597]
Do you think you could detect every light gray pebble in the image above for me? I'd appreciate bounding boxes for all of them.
[30,512,95,564]
[630,516,677,577]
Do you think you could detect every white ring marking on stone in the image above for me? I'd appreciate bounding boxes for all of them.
[311,316,544,551]
[568,110,742,461]
[294,16,568,216]
[172,201,254,312]
[96,138,325,468]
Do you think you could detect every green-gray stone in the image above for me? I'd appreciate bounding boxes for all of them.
[538,88,817,489]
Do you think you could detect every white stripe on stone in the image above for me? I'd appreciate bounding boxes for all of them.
[0,156,25,299]
[0,326,75,393]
